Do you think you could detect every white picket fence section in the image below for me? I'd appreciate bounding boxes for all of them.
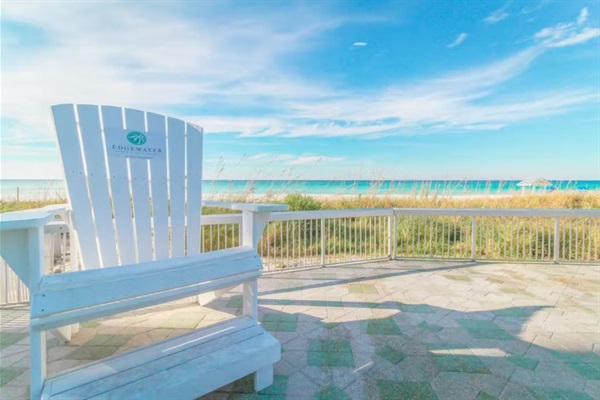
[1,208,598,305]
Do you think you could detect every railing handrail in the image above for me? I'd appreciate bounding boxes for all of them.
[268,208,394,221]
[392,208,600,217]
[199,207,600,226]
[202,214,243,225]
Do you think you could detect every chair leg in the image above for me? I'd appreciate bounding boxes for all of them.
[30,329,47,400]
[254,365,273,392]
[52,326,71,344]
[196,286,235,306]
[51,323,80,344]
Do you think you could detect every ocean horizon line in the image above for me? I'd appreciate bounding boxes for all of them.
[1,178,598,201]
[2,178,599,183]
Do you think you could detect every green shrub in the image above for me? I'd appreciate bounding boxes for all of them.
[283,193,322,211]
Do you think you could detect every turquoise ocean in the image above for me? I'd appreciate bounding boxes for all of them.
[1,179,599,200]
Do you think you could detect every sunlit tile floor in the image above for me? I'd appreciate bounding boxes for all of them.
[1,260,598,399]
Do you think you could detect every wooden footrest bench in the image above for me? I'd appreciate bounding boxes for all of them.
[42,316,280,399]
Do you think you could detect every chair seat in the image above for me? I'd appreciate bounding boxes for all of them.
[42,316,281,399]
[31,246,262,330]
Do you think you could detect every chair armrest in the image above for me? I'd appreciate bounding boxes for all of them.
[0,204,69,231]
[202,200,288,213]
[203,200,288,248]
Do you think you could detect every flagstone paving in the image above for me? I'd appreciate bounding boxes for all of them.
[0,260,598,399]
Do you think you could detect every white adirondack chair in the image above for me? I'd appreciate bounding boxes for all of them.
[0,104,287,400]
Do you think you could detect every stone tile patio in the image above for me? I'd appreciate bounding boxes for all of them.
[1,260,598,399]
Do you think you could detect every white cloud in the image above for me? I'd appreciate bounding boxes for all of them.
[203,153,345,179]
[1,1,343,142]
[447,33,468,48]
[247,153,272,160]
[353,42,367,46]
[1,159,63,180]
[192,44,592,139]
[484,6,509,24]
[432,47,542,91]
[551,27,600,47]
[535,9,600,48]
[289,156,344,165]
[0,0,597,163]
[578,7,589,25]
[245,153,343,165]
[519,3,545,16]
[247,153,296,162]
[461,124,506,131]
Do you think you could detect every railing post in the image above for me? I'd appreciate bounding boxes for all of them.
[44,233,53,274]
[198,203,288,309]
[388,214,397,260]
[471,216,477,261]
[554,217,560,264]
[320,218,326,266]
[240,210,273,320]
[28,226,47,400]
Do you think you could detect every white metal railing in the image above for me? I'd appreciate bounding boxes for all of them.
[259,209,392,270]
[200,214,242,253]
[393,209,599,263]
[1,207,598,305]
[202,208,598,269]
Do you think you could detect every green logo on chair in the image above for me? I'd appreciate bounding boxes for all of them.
[127,131,147,145]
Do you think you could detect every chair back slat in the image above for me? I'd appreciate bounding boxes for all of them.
[186,124,203,255]
[52,104,203,269]
[76,105,119,267]
[146,112,170,260]
[167,117,186,258]
[100,106,137,265]
[53,105,102,269]
[124,108,153,263]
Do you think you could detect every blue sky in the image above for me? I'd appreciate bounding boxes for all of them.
[1,0,599,180]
